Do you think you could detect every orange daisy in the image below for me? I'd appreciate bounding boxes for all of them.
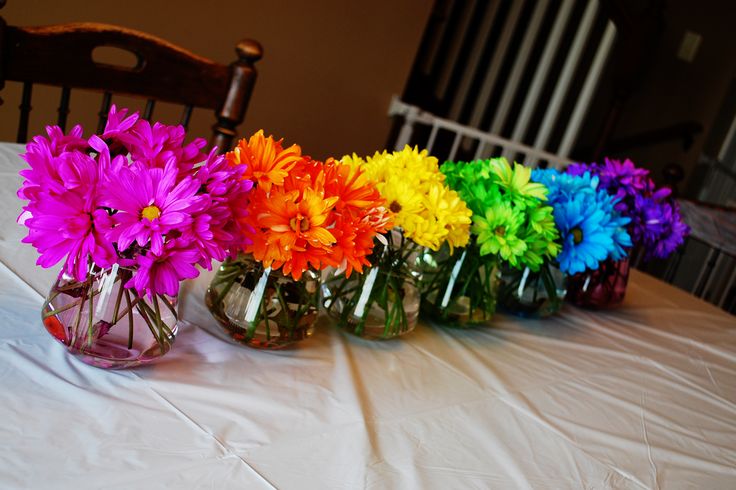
[248,180,338,280]
[320,159,394,276]
[227,130,303,192]
[323,158,386,213]
[231,130,394,280]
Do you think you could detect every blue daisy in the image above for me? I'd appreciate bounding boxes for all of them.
[532,169,632,274]
[532,168,597,201]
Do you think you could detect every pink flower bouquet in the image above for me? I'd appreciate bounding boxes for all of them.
[17,106,252,368]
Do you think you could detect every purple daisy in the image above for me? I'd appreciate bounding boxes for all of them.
[566,158,689,261]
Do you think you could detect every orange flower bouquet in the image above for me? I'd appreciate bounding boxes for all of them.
[205,131,391,349]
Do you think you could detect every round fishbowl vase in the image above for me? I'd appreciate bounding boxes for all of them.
[498,263,567,318]
[42,265,178,369]
[567,258,630,309]
[321,239,421,340]
[206,255,320,349]
[419,242,501,328]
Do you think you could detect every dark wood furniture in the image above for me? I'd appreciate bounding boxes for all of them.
[0,18,262,152]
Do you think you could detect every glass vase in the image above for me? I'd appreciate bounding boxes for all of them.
[41,265,178,369]
[419,241,500,327]
[321,235,421,339]
[567,257,630,309]
[497,263,566,318]
[205,254,320,349]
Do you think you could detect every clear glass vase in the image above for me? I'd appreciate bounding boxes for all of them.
[205,254,320,349]
[42,265,178,369]
[321,236,421,339]
[497,263,566,318]
[419,241,500,327]
[567,257,630,309]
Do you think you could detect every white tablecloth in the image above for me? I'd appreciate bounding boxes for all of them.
[1,142,735,489]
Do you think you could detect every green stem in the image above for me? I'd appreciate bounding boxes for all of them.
[157,294,178,321]
[210,266,243,285]
[214,263,243,306]
[134,297,165,351]
[43,286,104,319]
[261,284,272,341]
[111,275,126,324]
[42,297,83,319]
[153,294,163,348]
[274,282,290,338]
[71,285,87,347]
[540,265,558,302]
[124,288,134,349]
[87,279,94,346]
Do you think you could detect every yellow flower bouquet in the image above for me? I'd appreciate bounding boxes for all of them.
[321,146,471,339]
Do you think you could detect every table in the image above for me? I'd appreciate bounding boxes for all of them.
[2,142,735,489]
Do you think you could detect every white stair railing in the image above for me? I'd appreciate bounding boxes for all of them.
[388,97,574,168]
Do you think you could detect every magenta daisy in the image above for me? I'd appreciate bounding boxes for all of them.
[102,159,202,255]
[21,150,117,281]
[184,149,253,266]
[126,240,201,297]
[101,105,139,143]
[124,119,207,173]
[17,128,87,201]
[19,105,253,300]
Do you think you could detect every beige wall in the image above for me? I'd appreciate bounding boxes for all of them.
[0,0,431,159]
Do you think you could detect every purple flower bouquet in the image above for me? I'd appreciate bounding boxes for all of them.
[17,106,252,368]
[566,158,690,308]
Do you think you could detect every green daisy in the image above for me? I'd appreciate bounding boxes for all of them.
[489,158,549,209]
[473,202,528,267]
[441,157,560,271]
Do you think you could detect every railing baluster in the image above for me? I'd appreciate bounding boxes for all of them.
[505,0,575,162]
[474,141,486,160]
[448,132,462,161]
[532,0,599,154]
[693,247,718,298]
[57,87,71,132]
[180,105,193,129]
[143,99,156,121]
[718,265,736,308]
[426,123,439,153]
[96,92,113,134]
[17,82,33,143]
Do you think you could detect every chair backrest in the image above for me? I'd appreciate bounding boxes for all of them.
[0,19,262,152]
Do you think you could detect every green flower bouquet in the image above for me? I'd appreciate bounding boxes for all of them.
[419,158,560,326]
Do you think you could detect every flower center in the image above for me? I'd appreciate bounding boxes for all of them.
[289,216,310,232]
[389,200,402,213]
[494,226,506,237]
[572,227,583,244]
[141,205,161,221]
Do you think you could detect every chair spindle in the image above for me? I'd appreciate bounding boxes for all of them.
[180,105,193,129]
[142,99,155,121]
[57,87,71,132]
[97,92,112,133]
[17,82,33,143]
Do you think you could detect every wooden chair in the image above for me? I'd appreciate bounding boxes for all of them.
[0,16,262,152]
